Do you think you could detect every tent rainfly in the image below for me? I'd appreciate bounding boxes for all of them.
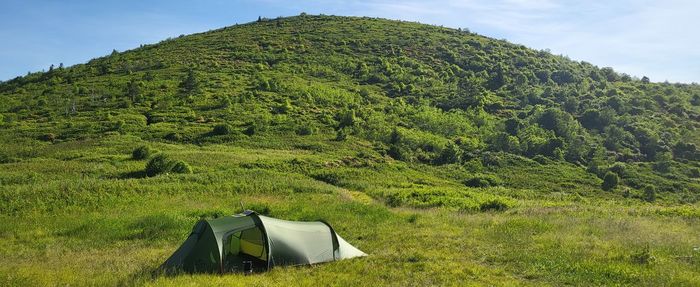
[161,210,366,273]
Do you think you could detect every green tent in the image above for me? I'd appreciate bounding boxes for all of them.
[161,210,366,273]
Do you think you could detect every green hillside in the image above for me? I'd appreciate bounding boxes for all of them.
[1,15,699,286]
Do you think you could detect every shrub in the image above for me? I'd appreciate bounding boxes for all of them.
[463,174,501,187]
[434,142,461,165]
[0,152,19,164]
[653,152,672,173]
[602,171,619,191]
[243,124,256,136]
[132,145,152,160]
[338,109,356,128]
[212,124,233,135]
[479,199,510,212]
[39,133,57,142]
[406,214,419,224]
[296,125,316,136]
[335,128,347,141]
[690,168,700,178]
[164,132,182,141]
[145,154,175,177]
[631,244,655,265]
[532,155,550,164]
[144,154,193,176]
[609,162,627,177]
[171,160,193,174]
[644,185,656,202]
[112,120,125,131]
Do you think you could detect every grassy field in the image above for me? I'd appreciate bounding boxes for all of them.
[2,15,700,286]
[1,134,698,286]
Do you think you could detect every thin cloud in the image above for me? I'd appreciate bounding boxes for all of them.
[346,0,699,83]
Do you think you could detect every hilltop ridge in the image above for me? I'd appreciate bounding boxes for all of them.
[2,15,699,202]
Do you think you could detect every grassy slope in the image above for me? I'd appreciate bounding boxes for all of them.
[0,15,699,286]
[1,135,698,286]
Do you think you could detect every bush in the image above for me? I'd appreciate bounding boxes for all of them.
[39,133,57,142]
[434,142,462,165]
[653,152,672,173]
[112,120,125,132]
[631,244,655,265]
[335,128,347,141]
[171,160,193,174]
[691,168,700,178]
[164,132,182,141]
[145,154,175,177]
[479,199,510,212]
[609,162,627,177]
[532,155,550,165]
[0,152,19,164]
[406,214,419,223]
[296,125,316,136]
[243,124,256,136]
[132,146,152,160]
[644,185,656,202]
[212,124,233,136]
[144,154,193,176]
[602,171,619,191]
[463,174,501,187]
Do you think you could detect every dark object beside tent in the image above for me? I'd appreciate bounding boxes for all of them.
[161,210,366,273]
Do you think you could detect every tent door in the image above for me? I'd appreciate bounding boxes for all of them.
[222,226,268,273]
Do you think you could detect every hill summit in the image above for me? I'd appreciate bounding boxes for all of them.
[2,14,699,202]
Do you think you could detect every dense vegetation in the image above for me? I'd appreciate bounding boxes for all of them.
[1,15,699,286]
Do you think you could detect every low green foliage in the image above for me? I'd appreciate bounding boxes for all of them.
[602,171,619,191]
[463,173,502,187]
[144,153,191,176]
[145,154,175,176]
[644,185,657,202]
[132,145,152,160]
[171,160,193,174]
[212,124,234,136]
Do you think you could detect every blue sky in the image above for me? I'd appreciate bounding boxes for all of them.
[1,0,698,83]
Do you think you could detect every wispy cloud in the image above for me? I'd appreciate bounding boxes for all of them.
[333,0,699,83]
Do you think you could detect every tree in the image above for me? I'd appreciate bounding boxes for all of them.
[492,132,520,154]
[537,108,576,139]
[504,118,522,136]
[602,171,619,191]
[338,109,356,128]
[603,125,634,152]
[643,185,656,202]
[579,108,614,130]
[179,68,199,99]
[641,76,650,84]
[434,141,462,165]
[125,79,142,102]
[551,70,577,85]
[653,152,673,173]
